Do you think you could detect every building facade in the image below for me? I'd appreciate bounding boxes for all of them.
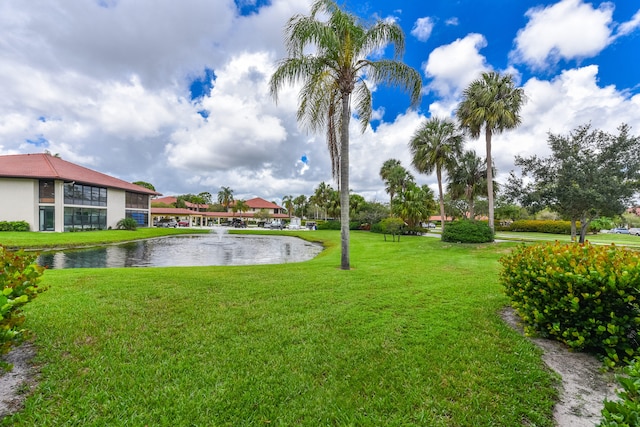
[0,153,159,232]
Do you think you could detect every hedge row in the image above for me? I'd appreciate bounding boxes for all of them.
[0,245,46,369]
[0,221,30,232]
[496,219,599,234]
[500,242,640,368]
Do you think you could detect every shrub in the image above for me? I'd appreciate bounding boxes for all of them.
[0,221,30,232]
[441,220,494,243]
[0,245,47,370]
[496,219,599,234]
[598,358,640,426]
[316,220,340,230]
[500,242,640,368]
[116,217,138,230]
[379,217,405,241]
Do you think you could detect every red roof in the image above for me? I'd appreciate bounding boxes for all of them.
[0,153,159,195]
[153,196,209,210]
[231,197,283,210]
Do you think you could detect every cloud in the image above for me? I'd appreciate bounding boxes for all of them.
[511,0,614,69]
[423,33,490,99]
[616,9,640,37]
[485,65,640,182]
[411,17,434,42]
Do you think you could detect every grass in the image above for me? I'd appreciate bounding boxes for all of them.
[2,230,560,426]
[0,227,210,250]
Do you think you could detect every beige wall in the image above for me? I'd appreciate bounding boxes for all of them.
[0,178,38,230]
[106,188,125,229]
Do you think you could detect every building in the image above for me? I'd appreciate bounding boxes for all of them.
[0,153,159,232]
[151,196,288,227]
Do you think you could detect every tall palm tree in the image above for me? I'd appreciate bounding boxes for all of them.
[379,159,414,208]
[217,186,234,211]
[270,0,421,270]
[447,150,489,220]
[282,195,294,219]
[456,71,525,232]
[409,117,463,232]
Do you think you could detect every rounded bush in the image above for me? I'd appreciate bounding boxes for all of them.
[116,218,138,230]
[441,220,494,243]
[500,242,640,367]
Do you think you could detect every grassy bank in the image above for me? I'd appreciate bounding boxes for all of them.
[0,228,211,250]
[3,231,557,426]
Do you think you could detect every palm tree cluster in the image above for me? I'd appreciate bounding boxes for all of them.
[379,160,436,228]
[271,0,524,268]
[408,72,524,232]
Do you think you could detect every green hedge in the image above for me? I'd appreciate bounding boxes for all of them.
[500,242,640,368]
[496,219,599,234]
[0,245,46,369]
[315,220,361,230]
[441,220,494,243]
[0,221,30,232]
[599,358,640,426]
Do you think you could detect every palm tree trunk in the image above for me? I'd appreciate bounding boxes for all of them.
[485,128,494,233]
[340,94,351,270]
[437,166,445,232]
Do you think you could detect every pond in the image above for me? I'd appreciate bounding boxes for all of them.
[37,232,323,269]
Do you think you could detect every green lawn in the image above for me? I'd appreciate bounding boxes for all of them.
[3,230,559,426]
[0,227,210,250]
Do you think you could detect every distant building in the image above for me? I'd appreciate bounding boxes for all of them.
[151,196,287,227]
[0,153,159,232]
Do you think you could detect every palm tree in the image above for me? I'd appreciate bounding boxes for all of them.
[392,183,435,228]
[217,186,234,211]
[446,150,488,220]
[293,194,308,218]
[379,159,414,208]
[456,71,525,232]
[270,0,422,270]
[232,199,249,220]
[409,117,463,232]
[282,195,294,219]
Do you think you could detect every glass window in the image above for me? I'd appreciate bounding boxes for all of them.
[126,210,148,226]
[125,192,149,209]
[64,207,107,231]
[39,180,55,203]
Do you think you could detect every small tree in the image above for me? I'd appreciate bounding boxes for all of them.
[380,217,405,242]
[513,124,640,243]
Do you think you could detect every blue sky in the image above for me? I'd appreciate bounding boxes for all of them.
[0,0,639,204]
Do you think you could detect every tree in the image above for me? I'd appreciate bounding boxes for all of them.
[232,199,249,219]
[282,195,294,219]
[446,150,490,220]
[512,123,640,243]
[312,182,333,220]
[456,72,525,232]
[349,193,366,217]
[409,117,463,233]
[217,186,234,211]
[293,195,308,218]
[270,0,422,270]
[392,183,435,228]
[198,192,213,205]
[133,181,156,191]
[379,159,414,208]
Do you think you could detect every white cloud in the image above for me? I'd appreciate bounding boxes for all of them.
[616,9,640,37]
[411,17,434,42]
[511,0,614,69]
[423,33,490,98]
[487,65,640,182]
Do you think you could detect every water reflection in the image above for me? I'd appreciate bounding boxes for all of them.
[38,234,323,269]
